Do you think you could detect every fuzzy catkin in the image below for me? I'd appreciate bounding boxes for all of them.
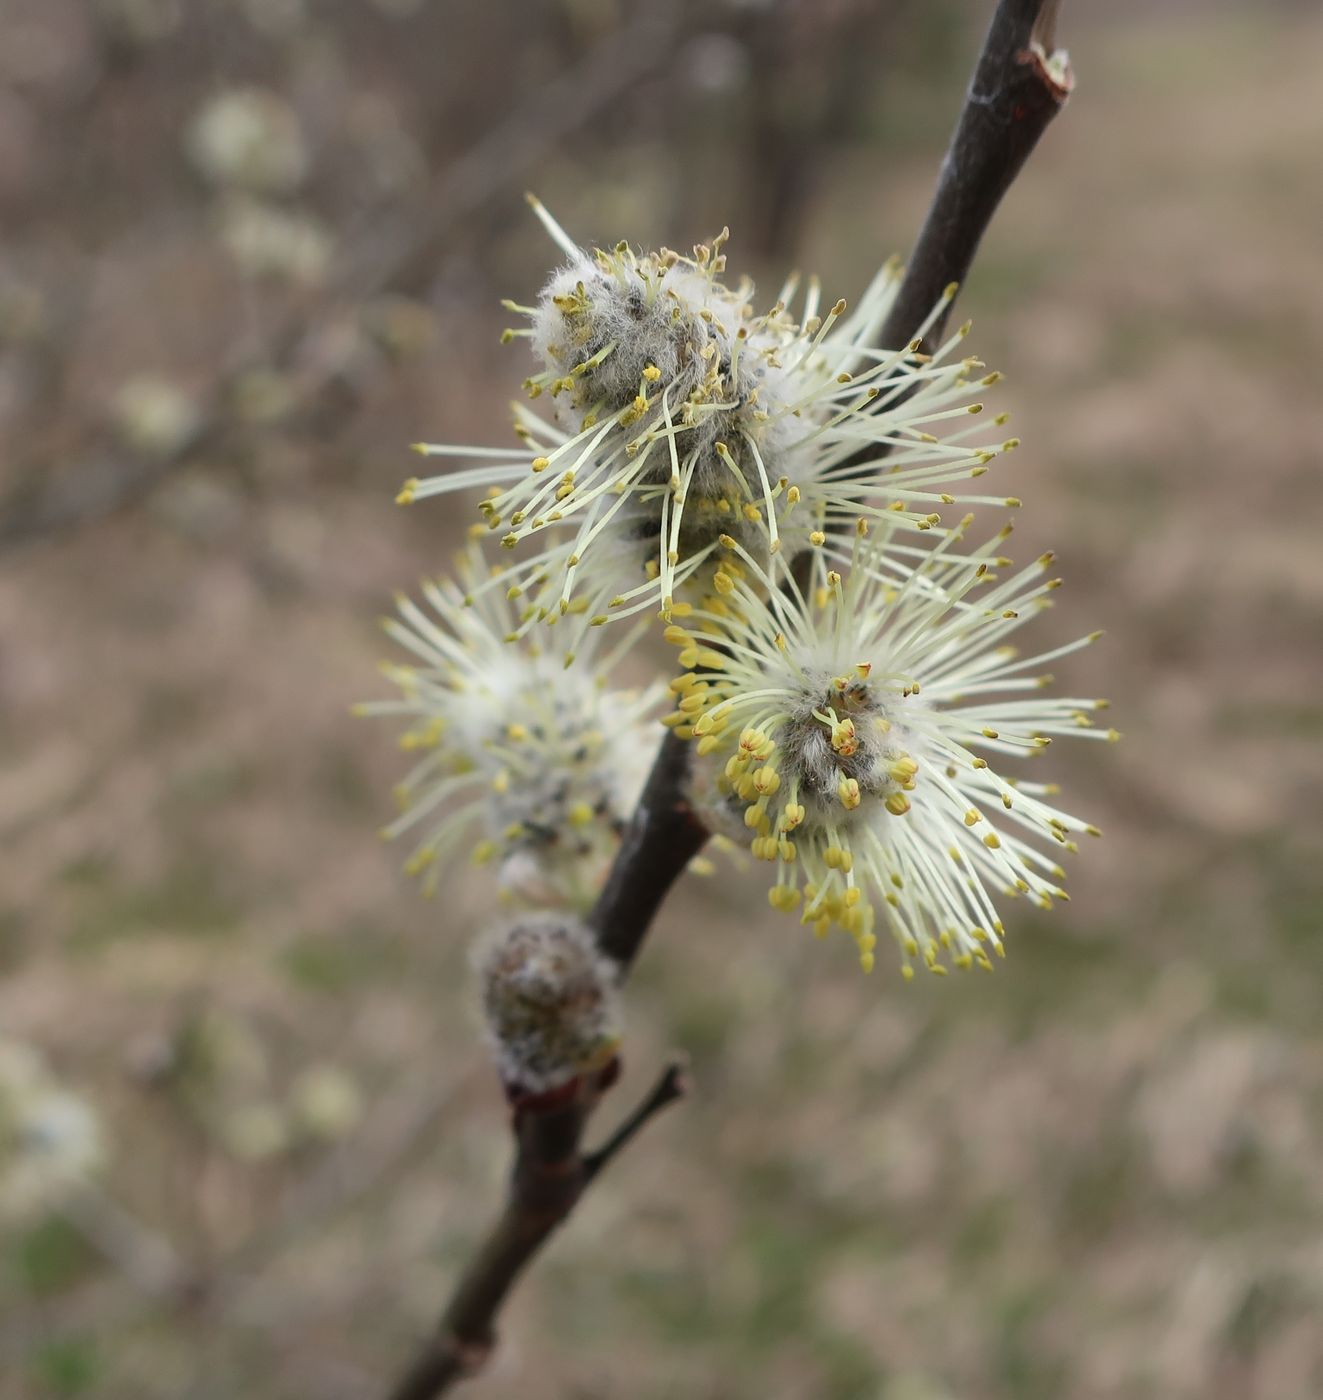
[476,914,621,1094]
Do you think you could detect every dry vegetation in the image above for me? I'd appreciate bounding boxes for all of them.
[2,2,1322,1397]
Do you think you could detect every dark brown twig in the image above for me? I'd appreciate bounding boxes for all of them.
[386,1064,686,1400]
[590,730,709,969]
[385,3,1072,1394]
[583,1059,689,1183]
[877,0,1072,355]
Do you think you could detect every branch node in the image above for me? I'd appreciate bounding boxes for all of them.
[583,1058,689,1183]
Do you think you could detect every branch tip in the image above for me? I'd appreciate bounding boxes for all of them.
[583,1058,689,1182]
[1031,0,1064,55]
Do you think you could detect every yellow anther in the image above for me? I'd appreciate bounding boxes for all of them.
[829,715,857,756]
[403,847,436,876]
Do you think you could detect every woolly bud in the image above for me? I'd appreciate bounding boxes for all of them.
[476,914,621,1096]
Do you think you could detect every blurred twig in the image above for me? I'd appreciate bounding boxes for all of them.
[213,1059,473,1320]
[382,2,1074,1395]
[0,6,681,556]
[0,1061,471,1364]
[387,1060,689,1400]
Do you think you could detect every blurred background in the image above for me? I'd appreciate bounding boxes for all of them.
[2,1,1322,1397]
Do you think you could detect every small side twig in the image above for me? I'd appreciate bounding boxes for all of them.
[583,1059,688,1183]
[386,1062,685,1400]
[385,3,1072,1395]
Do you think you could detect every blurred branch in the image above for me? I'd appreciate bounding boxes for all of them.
[60,1189,188,1298]
[582,1059,688,1182]
[0,1062,472,1364]
[385,1062,687,1400]
[0,6,681,556]
[384,3,1074,1395]
[215,1059,473,1318]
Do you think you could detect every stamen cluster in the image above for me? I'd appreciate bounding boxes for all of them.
[666,521,1115,976]
[397,197,1022,645]
[356,546,662,907]
[362,200,1113,987]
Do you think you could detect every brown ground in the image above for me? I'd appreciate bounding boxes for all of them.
[2,3,1322,1398]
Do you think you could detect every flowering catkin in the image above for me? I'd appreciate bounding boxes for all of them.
[670,517,1114,977]
[356,543,662,906]
[366,203,1112,982]
[398,198,1021,642]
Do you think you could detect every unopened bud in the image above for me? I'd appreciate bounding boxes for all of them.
[476,915,621,1095]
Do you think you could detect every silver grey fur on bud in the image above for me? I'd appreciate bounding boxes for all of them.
[475,913,622,1094]
[530,251,801,557]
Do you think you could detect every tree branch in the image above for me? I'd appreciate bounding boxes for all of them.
[385,1064,685,1400]
[590,731,709,969]
[384,3,1072,1394]
[583,1059,688,1183]
[879,0,1072,354]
